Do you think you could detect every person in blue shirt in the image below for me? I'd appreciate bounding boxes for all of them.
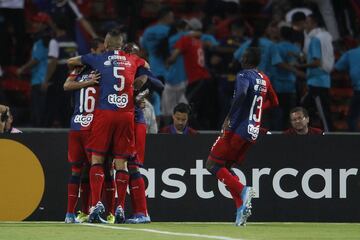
[140,6,174,124]
[271,26,304,129]
[334,45,360,131]
[17,15,51,127]
[162,19,189,123]
[299,14,333,131]
[233,21,281,78]
[140,6,174,80]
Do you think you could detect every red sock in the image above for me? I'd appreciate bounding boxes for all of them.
[67,182,79,214]
[89,164,105,206]
[80,182,90,214]
[104,180,116,215]
[115,170,129,208]
[130,173,148,216]
[227,174,243,208]
[216,168,244,207]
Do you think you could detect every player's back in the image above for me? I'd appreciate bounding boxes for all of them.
[71,66,98,130]
[229,69,272,141]
[81,50,145,112]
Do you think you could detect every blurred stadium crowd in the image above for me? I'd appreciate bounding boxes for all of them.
[1,0,360,131]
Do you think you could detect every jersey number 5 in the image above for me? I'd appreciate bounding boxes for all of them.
[113,66,125,91]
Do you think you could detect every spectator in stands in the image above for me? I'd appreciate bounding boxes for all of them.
[162,19,189,125]
[40,0,98,54]
[140,97,158,134]
[334,43,360,131]
[309,0,340,41]
[17,12,52,127]
[141,6,174,81]
[45,20,78,127]
[167,19,216,130]
[0,104,21,133]
[159,103,198,135]
[283,106,323,135]
[290,11,307,48]
[210,20,247,125]
[233,20,281,79]
[285,4,312,26]
[141,6,175,126]
[285,0,340,42]
[271,26,304,130]
[194,18,219,50]
[300,13,334,131]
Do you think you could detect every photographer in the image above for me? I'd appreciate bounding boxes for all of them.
[0,105,22,133]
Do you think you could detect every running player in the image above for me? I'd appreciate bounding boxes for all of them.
[67,29,149,223]
[63,38,104,223]
[206,47,279,226]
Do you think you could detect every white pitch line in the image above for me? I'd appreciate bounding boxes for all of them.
[83,223,245,240]
[172,222,233,225]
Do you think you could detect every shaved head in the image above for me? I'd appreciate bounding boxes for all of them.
[104,29,124,51]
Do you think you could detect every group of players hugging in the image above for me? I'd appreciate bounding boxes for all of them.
[64,29,163,224]
[64,28,278,226]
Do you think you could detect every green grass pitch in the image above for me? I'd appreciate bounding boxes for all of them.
[0,222,359,240]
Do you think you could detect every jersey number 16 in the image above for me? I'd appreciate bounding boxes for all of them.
[79,87,96,113]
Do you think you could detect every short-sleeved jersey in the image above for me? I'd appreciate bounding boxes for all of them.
[140,24,170,77]
[70,66,98,131]
[165,31,188,85]
[31,39,48,85]
[335,47,360,91]
[229,69,278,142]
[81,50,145,112]
[174,35,210,84]
[306,37,331,88]
[272,41,301,93]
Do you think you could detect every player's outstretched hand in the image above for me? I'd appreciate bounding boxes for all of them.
[88,72,100,86]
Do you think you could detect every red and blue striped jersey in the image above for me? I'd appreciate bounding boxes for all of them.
[228,69,278,141]
[81,50,145,112]
[70,66,98,131]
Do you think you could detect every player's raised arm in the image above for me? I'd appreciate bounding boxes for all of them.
[136,66,164,93]
[134,75,148,91]
[67,56,83,69]
[64,69,100,91]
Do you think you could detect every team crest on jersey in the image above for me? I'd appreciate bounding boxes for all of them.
[247,124,259,140]
[74,114,93,127]
[108,93,128,108]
